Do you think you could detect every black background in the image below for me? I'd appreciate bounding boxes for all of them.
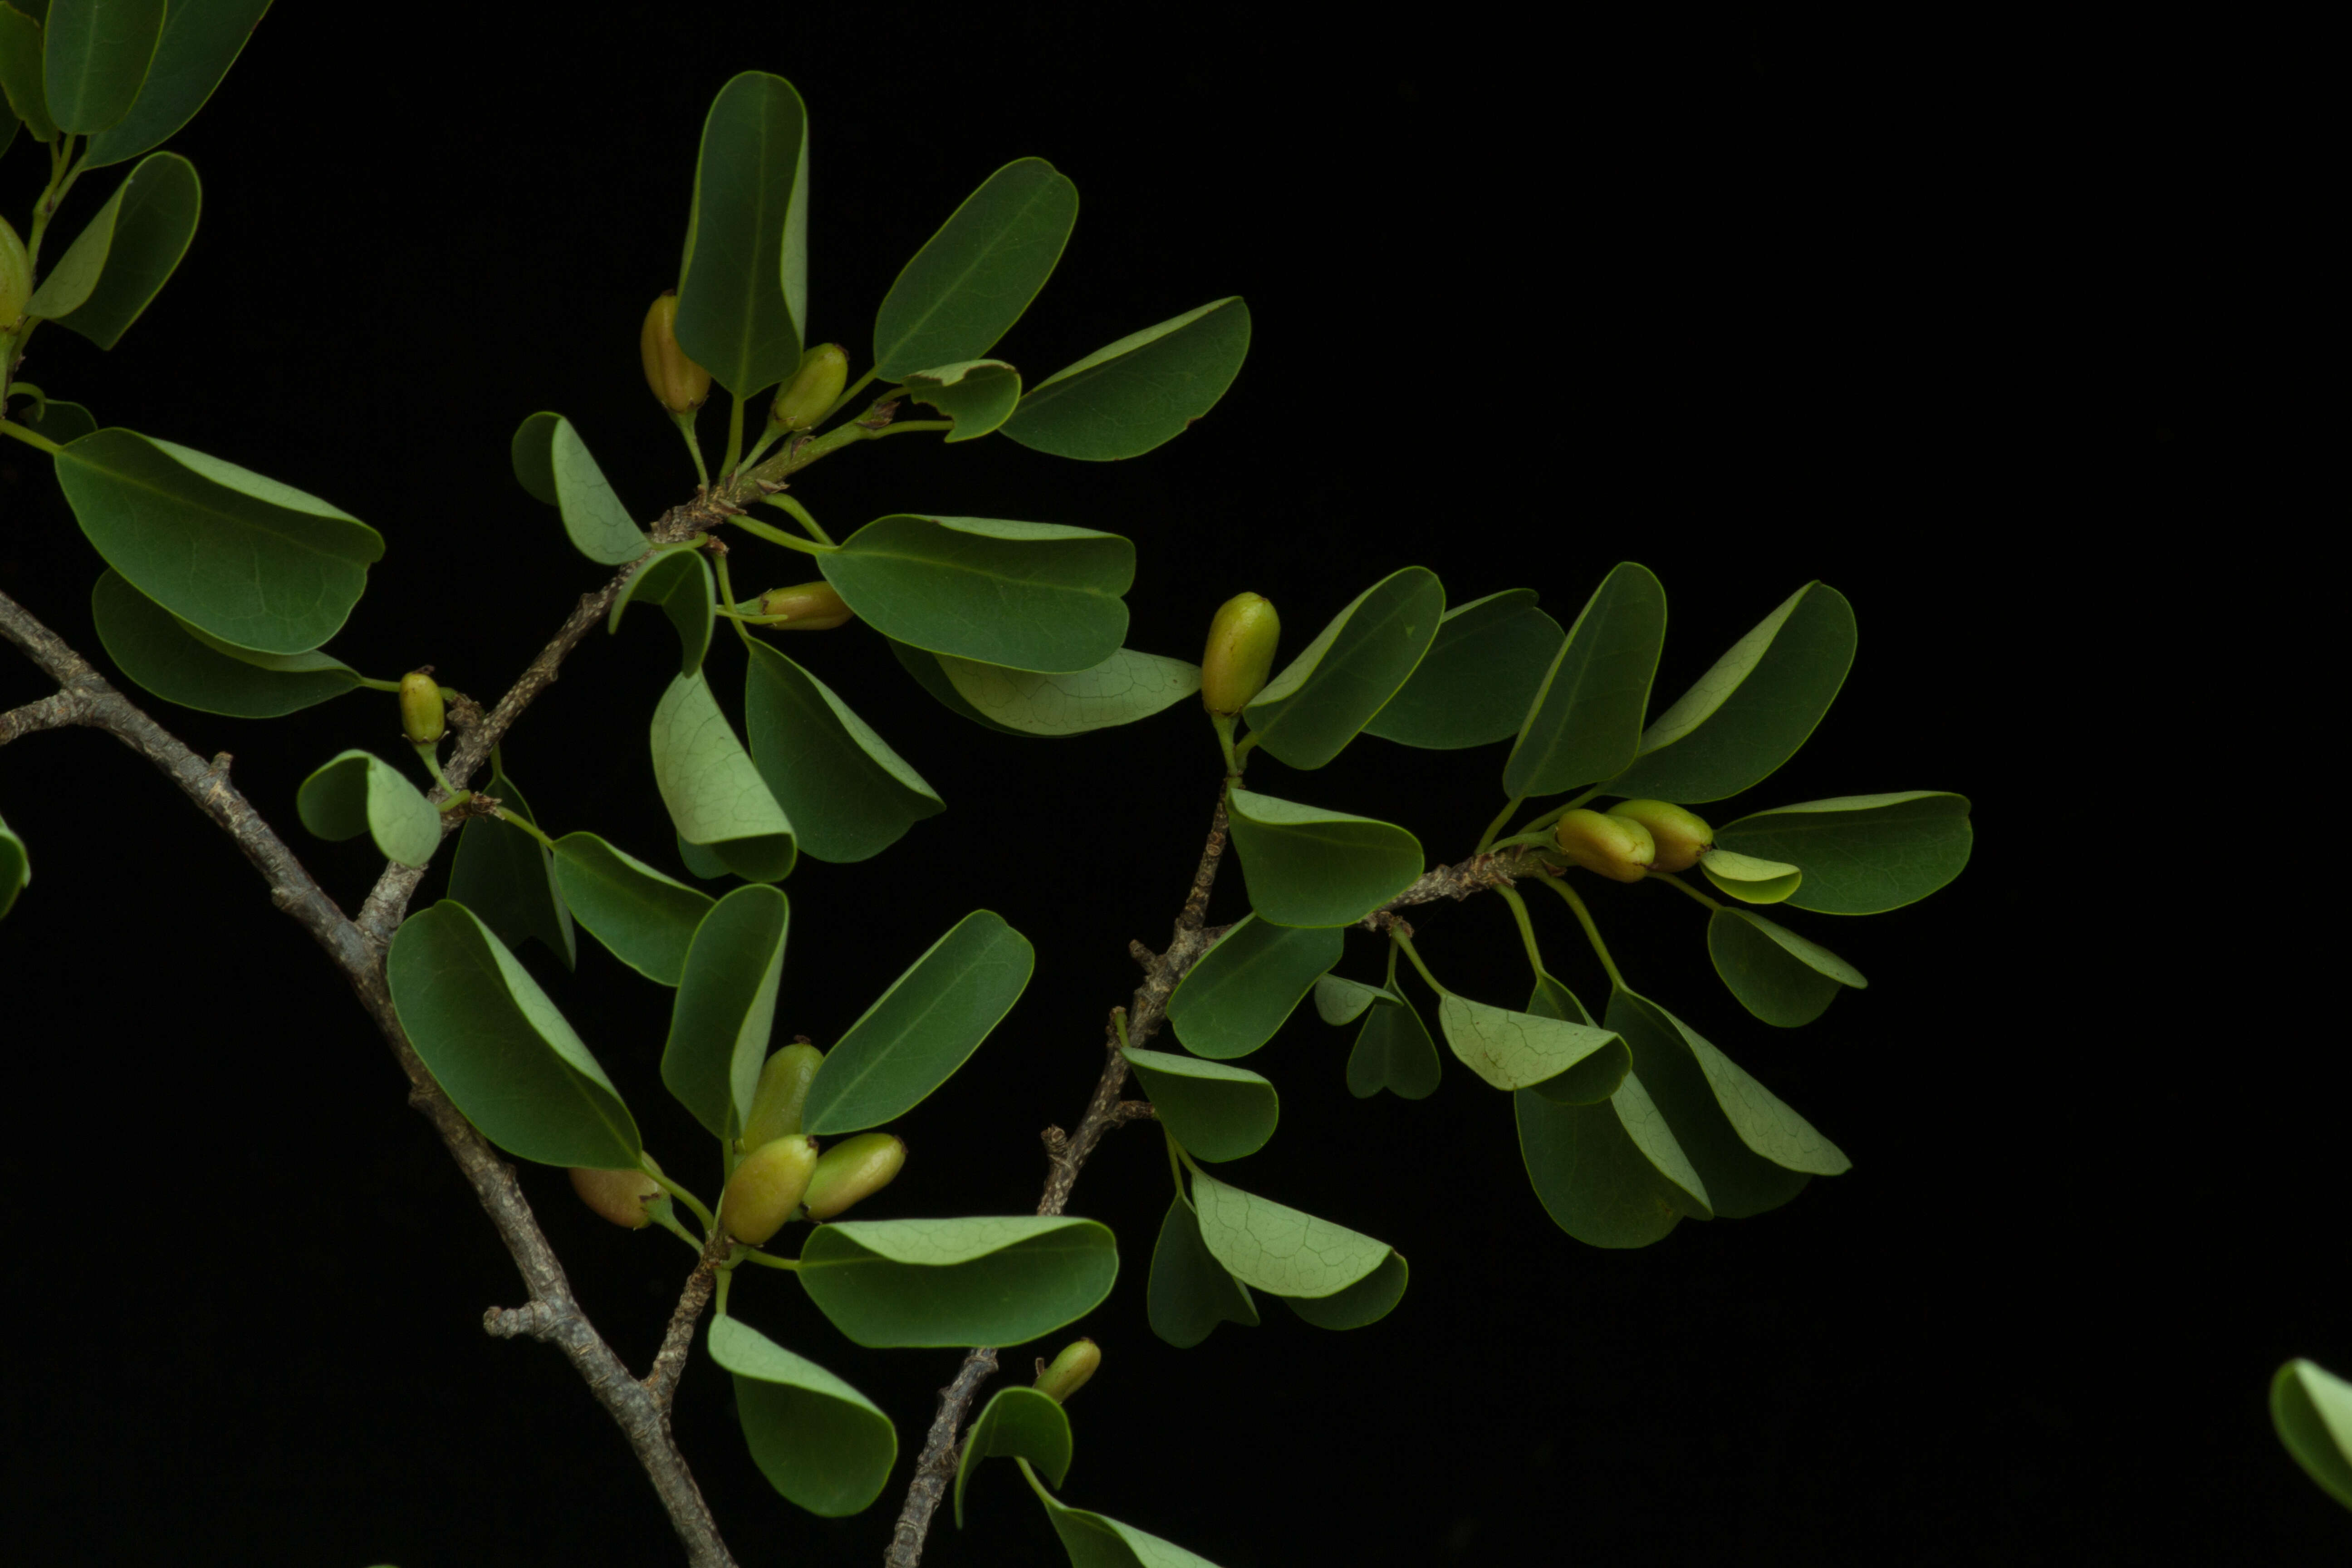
[2,10,2313,1568]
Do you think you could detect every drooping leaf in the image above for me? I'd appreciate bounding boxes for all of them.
[1696,848,1803,904]
[1436,991,1627,1095]
[1345,995,1441,1101]
[1223,789,1422,928]
[1146,1192,1257,1349]
[386,901,641,1168]
[20,397,97,445]
[938,647,1200,735]
[1027,1472,1231,1568]
[447,763,574,970]
[873,158,1077,381]
[1000,297,1251,462]
[1312,973,1396,1028]
[1713,791,1973,914]
[675,71,807,397]
[1515,1072,1707,1249]
[1521,969,1627,1104]
[2271,1358,2352,1512]
[82,0,273,168]
[901,358,1022,441]
[503,412,651,566]
[884,635,1027,735]
[1502,562,1667,799]
[32,151,197,347]
[1281,1251,1408,1330]
[1707,907,1865,1028]
[1164,914,1342,1061]
[954,1386,1072,1528]
[1240,567,1444,770]
[1121,1048,1278,1163]
[549,832,714,986]
[295,749,440,868]
[820,514,1132,673]
[798,1216,1117,1348]
[56,428,381,655]
[801,910,1034,1136]
[1604,581,1857,804]
[0,807,26,919]
[662,884,788,1142]
[90,568,360,717]
[744,640,942,863]
[706,1316,897,1519]
[676,833,731,881]
[1362,588,1564,750]
[39,0,162,134]
[1188,1168,1389,1299]
[609,547,712,674]
[649,671,795,883]
[0,6,59,143]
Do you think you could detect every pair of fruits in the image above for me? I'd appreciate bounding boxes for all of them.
[1551,800,1714,882]
[638,290,846,434]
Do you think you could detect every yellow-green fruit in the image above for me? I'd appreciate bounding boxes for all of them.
[758,582,856,631]
[1553,808,1655,882]
[720,1134,821,1245]
[398,671,446,745]
[770,343,849,431]
[0,215,29,329]
[741,1043,826,1150]
[570,1161,663,1229]
[1605,799,1713,874]
[1034,1338,1100,1405]
[802,1132,906,1221]
[1201,593,1280,715]
[640,290,711,413]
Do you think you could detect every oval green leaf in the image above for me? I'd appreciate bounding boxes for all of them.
[953,1386,1073,1529]
[40,0,162,134]
[801,910,1034,1136]
[675,71,807,397]
[938,647,1200,735]
[90,568,360,717]
[873,157,1077,381]
[1188,1169,1389,1300]
[649,671,795,883]
[0,7,59,143]
[20,397,98,446]
[0,808,27,920]
[1121,1047,1278,1163]
[1515,1072,1706,1250]
[1502,562,1667,799]
[1707,907,1865,1029]
[1713,791,1974,914]
[1241,566,1444,771]
[1281,1250,1407,1331]
[884,635,1027,735]
[1164,914,1342,1061]
[505,412,651,567]
[1000,297,1251,462]
[1345,995,1441,1101]
[799,1216,1117,1348]
[1146,1192,1257,1350]
[663,883,788,1141]
[448,763,574,970]
[1696,847,1803,904]
[609,547,712,674]
[1312,972,1397,1028]
[2271,1358,2352,1511]
[706,1316,897,1519]
[1436,992,1626,1094]
[1604,580,1857,804]
[549,831,714,986]
[1362,588,1564,750]
[57,428,381,655]
[744,640,942,863]
[33,150,198,347]
[1223,789,1422,929]
[82,0,273,168]
[295,749,439,868]
[821,514,1132,673]
[901,359,1022,442]
[1032,1483,1231,1568]
[386,901,641,1168]
[1521,969,1627,1104]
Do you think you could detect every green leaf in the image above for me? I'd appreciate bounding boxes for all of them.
[1281,1250,1407,1330]
[901,358,1022,442]
[1604,581,1857,804]
[1241,567,1444,770]
[1188,1168,1389,1299]
[663,884,788,1142]
[938,647,1200,735]
[1164,914,1342,1061]
[90,568,360,717]
[1502,562,1667,799]
[507,410,559,504]
[295,749,440,868]
[1120,1047,1278,1163]
[1707,907,1865,1028]
[504,412,651,567]
[1223,789,1422,929]
[549,832,714,986]
[649,671,795,883]
[56,428,381,655]
[1696,848,1803,905]
[1714,791,1974,914]
[0,112,13,161]
[0,5,59,143]
[447,764,574,970]
[1312,973,1396,1027]
[799,1216,1117,1348]
[0,807,27,920]
[1514,1071,1706,1249]
[32,151,197,347]
[1521,970,1627,1104]
[20,397,96,445]
[821,514,1132,673]
[676,833,731,881]
[954,1387,1072,1529]
[609,548,712,675]
[81,0,272,168]
[1435,991,1627,1096]
[675,71,807,398]
[706,1315,896,1519]
[1362,588,1564,750]
[1029,1478,1230,1568]
[2272,1358,2352,1512]
[802,910,1034,1136]
[1345,995,1441,1101]
[1000,297,1251,462]
[873,157,1077,381]
[884,635,1027,735]
[386,901,641,1168]
[744,640,942,863]
[39,0,161,133]
[1146,1191,1256,1349]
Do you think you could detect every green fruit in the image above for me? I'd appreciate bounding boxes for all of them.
[398,671,446,746]
[1553,808,1654,882]
[1033,1338,1100,1405]
[741,1043,825,1149]
[802,1132,905,1221]
[720,1135,821,1246]
[1201,593,1280,715]
[756,582,855,631]
[1605,799,1712,873]
[0,215,29,330]
[769,343,848,432]
[640,290,711,413]
[569,1159,664,1230]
